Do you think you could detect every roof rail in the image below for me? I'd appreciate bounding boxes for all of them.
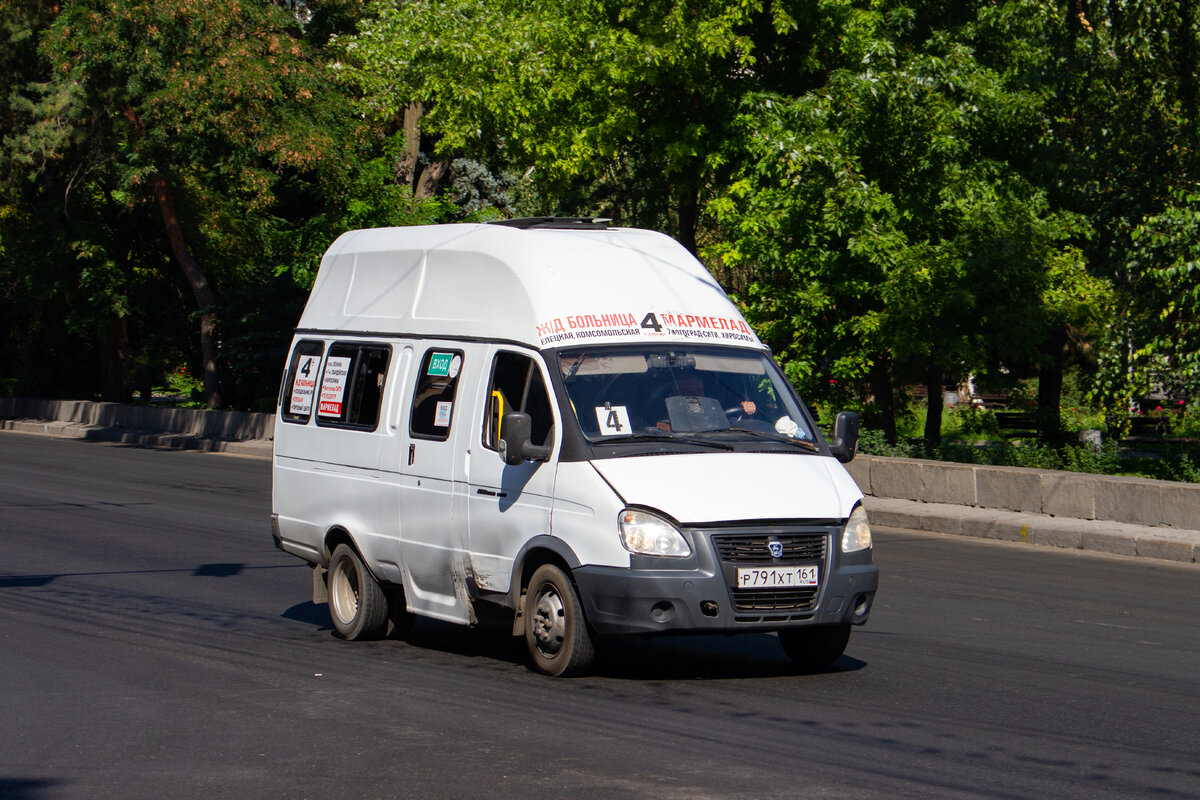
[487,216,612,230]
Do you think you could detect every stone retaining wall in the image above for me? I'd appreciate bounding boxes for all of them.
[845,455,1200,530]
[0,397,274,442]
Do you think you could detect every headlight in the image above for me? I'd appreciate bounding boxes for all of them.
[841,505,873,553]
[618,509,691,558]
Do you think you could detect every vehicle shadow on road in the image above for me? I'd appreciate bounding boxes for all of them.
[0,778,57,800]
[401,621,869,679]
[406,619,529,667]
[282,601,333,631]
[280,603,867,679]
[281,606,530,666]
[594,634,868,680]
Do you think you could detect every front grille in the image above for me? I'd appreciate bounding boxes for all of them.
[709,530,830,616]
[730,586,820,611]
[712,533,827,563]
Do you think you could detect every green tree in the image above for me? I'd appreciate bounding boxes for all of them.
[349,0,1109,450]
[1023,1,1200,419]
[3,0,361,406]
[1119,193,1200,401]
[708,2,1086,447]
[344,0,798,252]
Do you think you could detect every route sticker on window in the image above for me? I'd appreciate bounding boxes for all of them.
[434,401,453,427]
[289,354,320,416]
[318,356,353,417]
[595,405,632,436]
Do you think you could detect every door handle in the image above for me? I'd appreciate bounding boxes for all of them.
[476,488,507,498]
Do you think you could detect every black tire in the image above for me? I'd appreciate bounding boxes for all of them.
[778,624,851,669]
[523,563,596,677]
[327,543,389,640]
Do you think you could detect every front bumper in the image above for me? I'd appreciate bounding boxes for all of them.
[572,523,878,636]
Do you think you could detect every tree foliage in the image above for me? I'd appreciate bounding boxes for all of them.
[343,0,790,251]
[705,2,1092,443]
[1,0,445,407]
[1,0,1197,437]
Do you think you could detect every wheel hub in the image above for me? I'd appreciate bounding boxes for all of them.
[531,586,565,655]
[330,562,360,624]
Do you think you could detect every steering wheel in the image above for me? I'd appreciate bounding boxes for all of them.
[724,405,748,421]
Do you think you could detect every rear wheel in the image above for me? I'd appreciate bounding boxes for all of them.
[327,544,389,640]
[523,564,596,677]
[778,624,851,669]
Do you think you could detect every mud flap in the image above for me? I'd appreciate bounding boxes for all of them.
[312,564,328,604]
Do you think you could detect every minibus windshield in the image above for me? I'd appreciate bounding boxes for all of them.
[556,345,818,447]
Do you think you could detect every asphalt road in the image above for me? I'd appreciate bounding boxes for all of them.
[1,432,1198,800]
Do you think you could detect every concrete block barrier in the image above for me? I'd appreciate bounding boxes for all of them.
[1162,483,1200,530]
[975,465,1043,514]
[1041,472,1100,519]
[865,457,924,501]
[855,454,1200,534]
[921,461,977,506]
[0,397,273,456]
[1094,477,1162,527]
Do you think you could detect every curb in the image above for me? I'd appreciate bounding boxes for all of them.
[864,496,1200,565]
[0,418,273,459]
[845,453,1200,530]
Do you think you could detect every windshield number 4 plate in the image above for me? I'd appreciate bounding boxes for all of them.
[737,565,819,589]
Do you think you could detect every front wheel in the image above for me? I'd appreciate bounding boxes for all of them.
[523,564,596,677]
[778,624,851,669]
[327,544,389,641]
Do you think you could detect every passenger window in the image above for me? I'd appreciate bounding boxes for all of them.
[315,343,392,430]
[410,349,465,440]
[280,340,325,424]
[483,352,555,451]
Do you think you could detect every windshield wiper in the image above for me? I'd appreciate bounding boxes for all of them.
[565,352,594,380]
[597,432,734,451]
[719,427,820,451]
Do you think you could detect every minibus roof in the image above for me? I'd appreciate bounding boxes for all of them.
[297,223,763,351]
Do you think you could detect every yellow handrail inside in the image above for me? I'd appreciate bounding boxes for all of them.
[491,390,504,441]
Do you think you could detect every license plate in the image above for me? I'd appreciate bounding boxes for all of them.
[736,565,819,588]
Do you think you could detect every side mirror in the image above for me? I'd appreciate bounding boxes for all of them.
[498,412,551,466]
[828,411,860,463]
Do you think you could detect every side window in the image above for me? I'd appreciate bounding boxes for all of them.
[483,351,555,451]
[410,349,464,440]
[280,340,325,424]
[315,343,392,430]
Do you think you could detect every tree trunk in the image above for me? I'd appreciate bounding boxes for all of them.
[151,173,221,409]
[869,354,897,444]
[399,101,451,199]
[398,102,423,188]
[1037,327,1068,443]
[415,161,450,199]
[676,184,699,256]
[924,361,943,451]
[98,314,132,403]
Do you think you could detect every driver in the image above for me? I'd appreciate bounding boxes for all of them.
[676,372,756,416]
